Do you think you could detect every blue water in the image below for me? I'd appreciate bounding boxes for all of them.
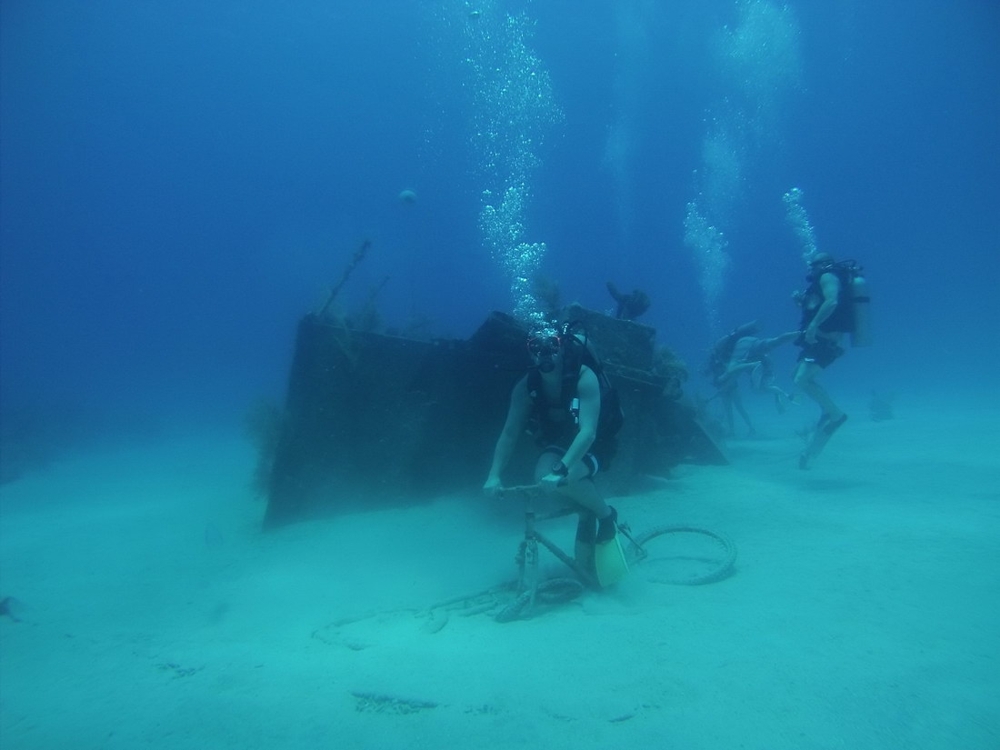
[1,0,998,449]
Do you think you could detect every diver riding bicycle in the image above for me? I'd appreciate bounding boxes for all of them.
[483,321,628,587]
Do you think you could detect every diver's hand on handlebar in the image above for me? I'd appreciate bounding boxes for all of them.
[539,472,567,491]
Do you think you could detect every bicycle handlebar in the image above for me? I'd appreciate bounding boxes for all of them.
[495,484,544,498]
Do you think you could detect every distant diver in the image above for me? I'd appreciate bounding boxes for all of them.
[706,322,798,437]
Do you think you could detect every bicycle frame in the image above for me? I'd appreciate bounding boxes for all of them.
[501,485,600,595]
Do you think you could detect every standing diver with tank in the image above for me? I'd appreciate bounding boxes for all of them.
[793,252,871,469]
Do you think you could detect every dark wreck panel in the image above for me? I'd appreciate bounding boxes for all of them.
[263,310,724,528]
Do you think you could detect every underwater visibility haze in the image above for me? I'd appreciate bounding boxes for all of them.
[1,2,999,747]
[1,0,997,447]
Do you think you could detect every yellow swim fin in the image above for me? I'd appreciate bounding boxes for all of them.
[594,535,629,587]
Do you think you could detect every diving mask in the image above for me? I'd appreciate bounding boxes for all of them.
[527,335,560,373]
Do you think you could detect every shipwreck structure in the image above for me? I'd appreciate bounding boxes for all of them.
[263,305,725,528]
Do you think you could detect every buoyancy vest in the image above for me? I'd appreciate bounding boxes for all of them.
[801,262,857,334]
[526,328,624,446]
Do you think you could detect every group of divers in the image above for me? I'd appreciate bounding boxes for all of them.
[482,251,871,587]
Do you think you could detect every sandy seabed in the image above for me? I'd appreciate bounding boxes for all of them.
[1,395,998,750]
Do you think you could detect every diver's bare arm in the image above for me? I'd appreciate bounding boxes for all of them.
[764,331,800,350]
[486,375,530,482]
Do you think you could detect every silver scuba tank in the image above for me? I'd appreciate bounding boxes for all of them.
[850,272,872,347]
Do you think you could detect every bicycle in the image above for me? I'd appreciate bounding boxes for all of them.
[493,484,598,622]
[309,487,739,649]
[444,484,739,623]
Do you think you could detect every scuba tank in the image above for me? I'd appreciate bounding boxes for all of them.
[849,270,872,347]
[801,258,872,347]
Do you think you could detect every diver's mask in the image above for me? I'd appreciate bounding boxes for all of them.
[527,335,561,373]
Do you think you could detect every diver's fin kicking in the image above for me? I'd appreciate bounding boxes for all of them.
[799,413,848,469]
[594,507,629,587]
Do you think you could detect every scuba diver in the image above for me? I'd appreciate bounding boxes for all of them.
[709,326,800,437]
[707,320,795,437]
[705,321,759,437]
[793,251,866,468]
[483,322,628,587]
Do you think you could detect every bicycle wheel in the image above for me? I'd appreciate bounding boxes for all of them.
[626,526,737,585]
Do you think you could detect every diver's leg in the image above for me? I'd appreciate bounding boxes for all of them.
[534,451,610,518]
[765,384,792,413]
[560,475,608,518]
[717,360,757,387]
[533,450,560,484]
[574,512,597,573]
[793,361,843,420]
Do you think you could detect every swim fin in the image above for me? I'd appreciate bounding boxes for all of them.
[799,413,848,469]
[594,535,630,587]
